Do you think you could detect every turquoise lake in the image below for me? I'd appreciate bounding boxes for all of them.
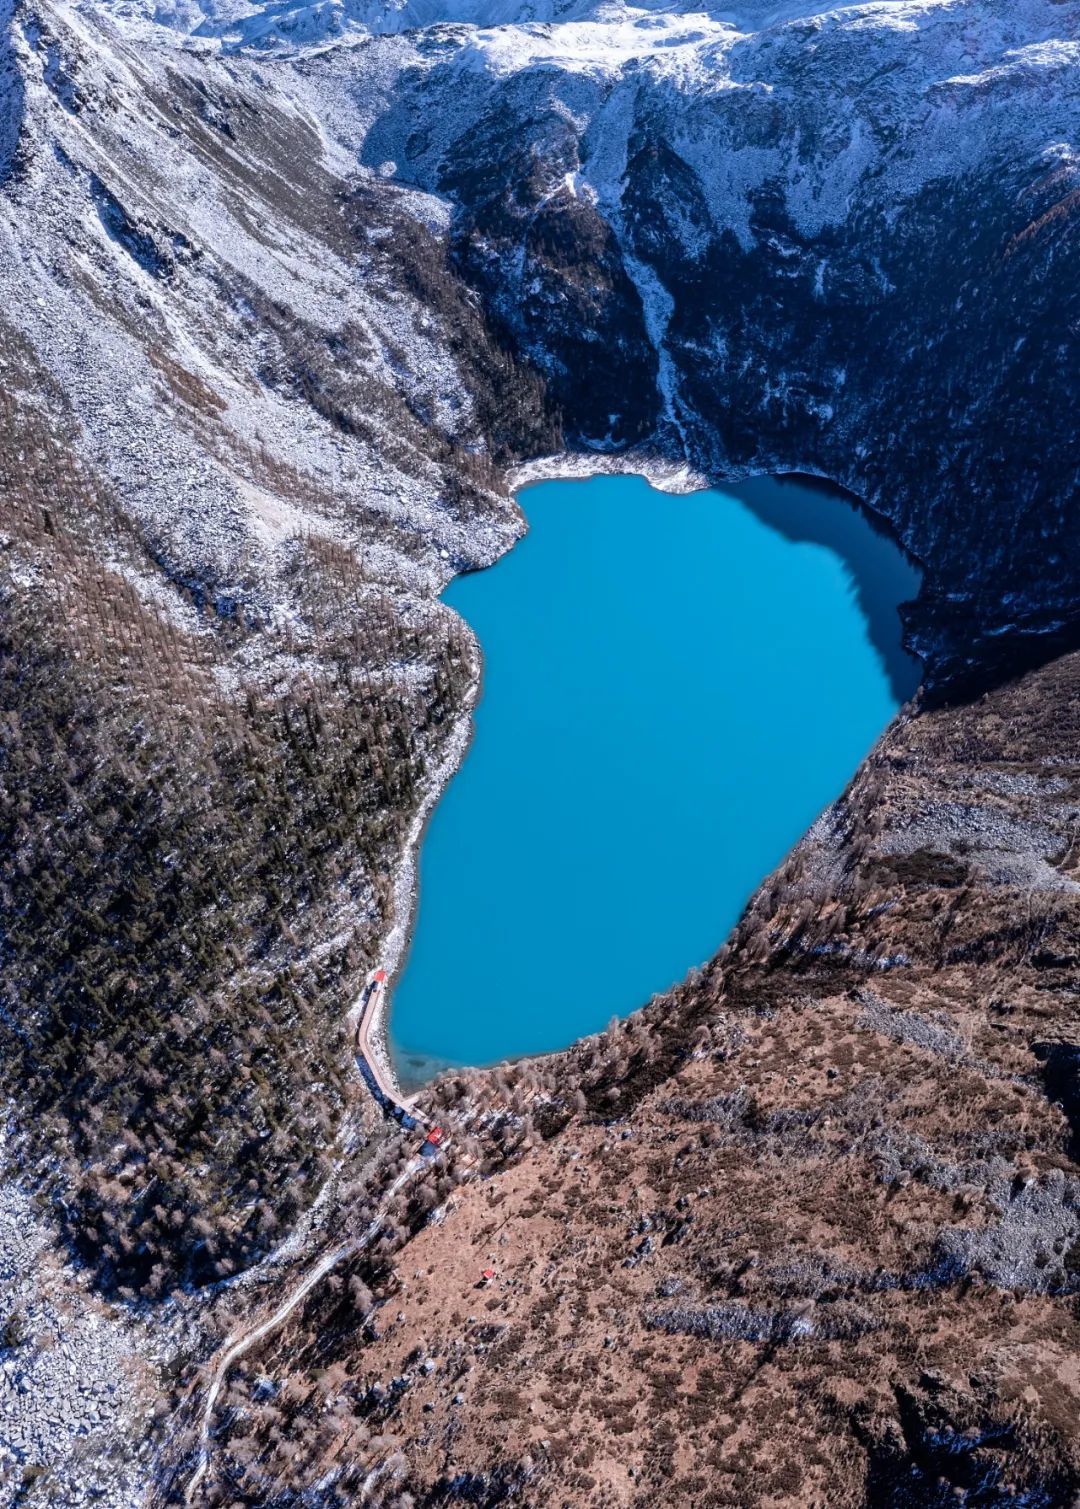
[390,473,920,1084]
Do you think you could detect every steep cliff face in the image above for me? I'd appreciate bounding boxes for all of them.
[9,0,1078,693]
[352,0,1080,692]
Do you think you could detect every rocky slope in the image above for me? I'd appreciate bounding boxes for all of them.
[187,644,1080,1507]
[95,0,1080,689]
[0,1,542,1495]
[0,0,1079,1502]
[349,0,1080,692]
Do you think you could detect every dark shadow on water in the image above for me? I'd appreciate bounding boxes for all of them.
[389,466,925,1086]
[729,473,923,704]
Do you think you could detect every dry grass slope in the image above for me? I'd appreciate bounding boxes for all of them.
[185,653,1080,1506]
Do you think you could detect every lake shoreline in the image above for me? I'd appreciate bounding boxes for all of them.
[347,612,483,1103]
[510,448,712,499]
[391,469,920,1068]
[359,457,685,1095]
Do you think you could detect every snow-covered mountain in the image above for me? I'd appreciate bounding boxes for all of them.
[349,0,1080,688]
[70,0,891,52]
[4,0,1079,682]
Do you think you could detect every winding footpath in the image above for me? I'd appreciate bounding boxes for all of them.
[183,1157,424,1504]
[179,655,474,1503]
[184,969,438,1504]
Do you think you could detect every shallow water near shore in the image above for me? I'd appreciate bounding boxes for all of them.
[390,473,920,1085]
